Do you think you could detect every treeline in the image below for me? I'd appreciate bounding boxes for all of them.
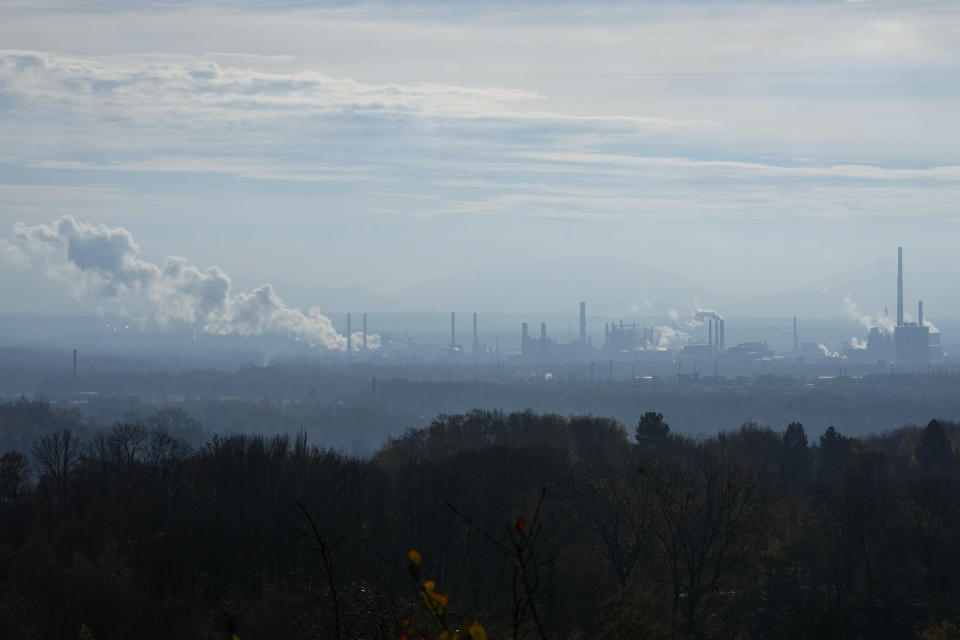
[1,399,959,639]
[13,360,960,438]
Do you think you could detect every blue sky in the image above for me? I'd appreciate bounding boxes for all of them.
[1,0,959,320]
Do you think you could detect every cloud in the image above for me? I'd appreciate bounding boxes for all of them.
[13,215,372,350]
[27,157,375,184]
[520,152,960,182]
[850,20,918,54]
[0,238,27,267]
[0,49,693,129]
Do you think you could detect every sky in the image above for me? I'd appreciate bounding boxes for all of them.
[1,0,959,323]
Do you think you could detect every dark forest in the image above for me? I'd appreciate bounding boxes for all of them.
[1,398,959,639]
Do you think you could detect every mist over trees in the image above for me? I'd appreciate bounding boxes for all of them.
[1,399,959,639]
[8,355,960,458]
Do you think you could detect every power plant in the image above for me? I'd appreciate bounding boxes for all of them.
[334,248,947,379]
[891,247,935,370]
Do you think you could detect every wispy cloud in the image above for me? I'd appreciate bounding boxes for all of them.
[27,157,376,183]
[0,49,705,131]
[0,49,546,121]
[520,152,960,182]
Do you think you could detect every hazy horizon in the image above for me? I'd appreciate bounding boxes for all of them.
[2,0,960,337]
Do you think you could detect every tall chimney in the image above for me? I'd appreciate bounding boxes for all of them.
[793,315,799,352]
[451,312,456,348]
[347,313,352,358]
[708,319,713,351]
[897,246,903,326]
[472,312,479,353]
[719,319,725,352]
[579,301,586,345]
[362,313,367,350]
[540,322,547,341]
[919,300,924,326]
[72,349,77,378]
[521,322,529,356]
[715,318,719,353]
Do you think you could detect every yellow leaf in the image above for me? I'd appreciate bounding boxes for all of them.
[467,621,487,640]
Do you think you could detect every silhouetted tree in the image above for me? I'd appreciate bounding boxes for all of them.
[818,426,852,481]
[31,427,84,519]
[782,421,812,487]
[572,460,651,591]
[917,419,952,473]
[0,450,29,541]
[644,448,765,637]
[635,412,669,449]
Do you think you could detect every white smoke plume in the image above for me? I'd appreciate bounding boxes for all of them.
[12,216,378,351]
[629,299,653,313]
[842,294,894,334]
[850,337,868,350]
[694,308,723,322]
[655,325,689,350]
[818,344,844,359]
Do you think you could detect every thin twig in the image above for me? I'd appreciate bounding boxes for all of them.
[296,501,341,640]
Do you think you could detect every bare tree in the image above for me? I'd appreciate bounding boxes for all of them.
[448,487,556,640]
[146,427,192,478]
[572,462,652,592]
[0,450,30,539]
[644,448,764,637]
[108,423,148,466]
[32,428,84,518]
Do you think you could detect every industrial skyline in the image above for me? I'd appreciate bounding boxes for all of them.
[1,215,953,377]
[322,248,947,377]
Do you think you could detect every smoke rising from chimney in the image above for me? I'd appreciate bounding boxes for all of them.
[693,308,723,322]
[13,216,379,350]
[842,294,894,335]
[655,325,689,350]
[818,344,843,359]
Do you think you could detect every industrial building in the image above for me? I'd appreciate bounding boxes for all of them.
[359,246,947,378]
[520,301,593,361]
[893,247,937,371]
[603,321,656,355]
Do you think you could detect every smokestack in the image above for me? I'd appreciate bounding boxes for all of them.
[521,322,529,356]
[719,319,725,352]
[579,301,586,345]
[72,349,77,378]
[897,246,903,326]
[714,318,719,353]
[472,312,479,353]
[919,300,924,326]
[347,313,352,357]
[793,316,799,352]
[540,322,546,341]
[708,318,713,351]
[605,322,609,346]
[451,311,456,348]
[362,313,367,350]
